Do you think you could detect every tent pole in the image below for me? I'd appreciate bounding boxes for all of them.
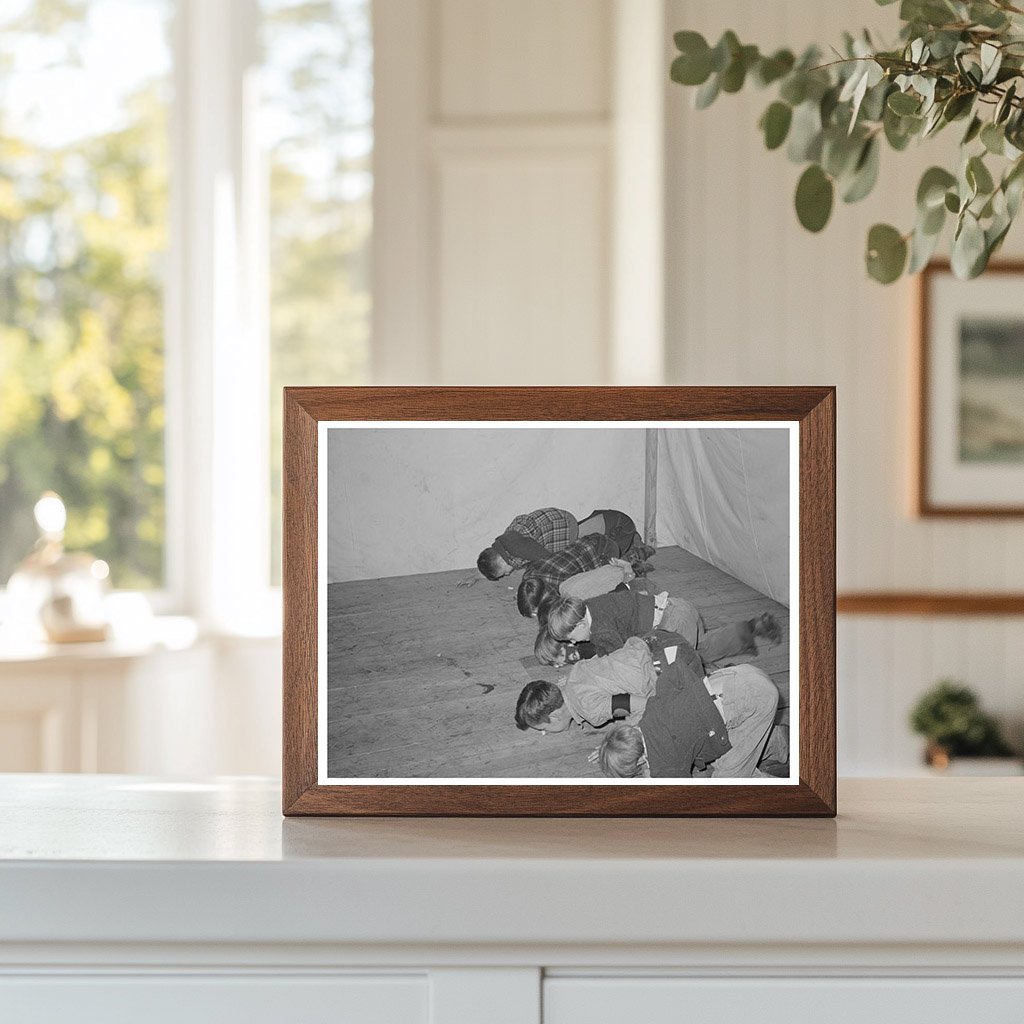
[644,428,658,547]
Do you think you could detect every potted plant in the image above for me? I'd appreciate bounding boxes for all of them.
[909,679,1019,771]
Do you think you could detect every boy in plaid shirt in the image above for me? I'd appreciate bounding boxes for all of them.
[477,507,647,580]
[515,535,620,617]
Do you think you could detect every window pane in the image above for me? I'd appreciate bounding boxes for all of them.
[0,0,171,589]
[261,0,372,583]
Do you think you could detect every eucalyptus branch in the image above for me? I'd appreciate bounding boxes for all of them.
[670,2,1024,283]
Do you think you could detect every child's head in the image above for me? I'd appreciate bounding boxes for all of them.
[534,629,575,668]
[514,680,572,732]
[535,585,559,627]
[596,723,650,777]
[547,596,592,642]
[477,546,512,580]
[517,576,556,619]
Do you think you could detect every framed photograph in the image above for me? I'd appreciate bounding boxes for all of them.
[917,261,1024,516]
[283,387,835,816]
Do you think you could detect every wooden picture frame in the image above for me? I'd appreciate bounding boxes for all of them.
[917,261,1024,517]
[283,387,836,816]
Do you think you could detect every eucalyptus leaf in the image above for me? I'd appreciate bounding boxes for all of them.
[944,190,961,213]
[922,103,946,137]
[903,0,958,28]
[671,47,712,87]
[917,166,957,210]
[866,223,908,283]
[760,101,793,150]
[981,122,1005,155]
[970,2,1009,29]
[694,73,721,109]
[820,86,841,126]
[795,164,834,232]
[962,115,983,145]
[787,101,824,162]
[779,74,808,106]
[1003,157,1024,216]
[908,221,943,273]
[721,45,759,93]
[861,80,892,122]
[927,30,963,60]
[754,49,795,87]
[842,137,880,203]
[710,31,740,73]
[1006,172,1024,218]
[822,129,863,178]
[980,42,1002,87]
[921,200,946,235]
[942,92,974,122]
[986,212,1013,259]
[996,82,1017,124]
[967,154,995,195]
[884,106,921,150]
[951,212,986,278]
[674,29,707,53]
[888,91,921,115]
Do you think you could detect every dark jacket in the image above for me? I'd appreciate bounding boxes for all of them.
[641,639,731,777]
[588,589,657,656]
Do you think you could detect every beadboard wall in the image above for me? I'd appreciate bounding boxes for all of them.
[665,0,1024,772]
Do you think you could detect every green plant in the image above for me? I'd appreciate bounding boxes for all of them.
[670,0,1024,283]
[909,679,1015,756]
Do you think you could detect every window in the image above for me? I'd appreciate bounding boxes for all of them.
[0,0,172,589]
[0,0,373,619]
[261,0,373,583]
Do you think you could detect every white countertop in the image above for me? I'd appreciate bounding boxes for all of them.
[1,775,1022,954]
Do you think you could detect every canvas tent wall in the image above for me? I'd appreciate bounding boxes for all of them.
[654,427,790,606]
[326,427,645,583]
[326,424,791,600]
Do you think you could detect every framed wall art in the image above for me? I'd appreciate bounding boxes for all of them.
[917,261,1024,517]
[282,387,836,816]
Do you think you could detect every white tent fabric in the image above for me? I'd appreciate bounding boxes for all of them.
[655,427,790,606]
[327,427,646,582]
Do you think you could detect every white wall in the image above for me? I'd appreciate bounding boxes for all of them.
[373,0,665,386]
[326,427,646,582]
[656,427,790,605]
[665,0,1024,773]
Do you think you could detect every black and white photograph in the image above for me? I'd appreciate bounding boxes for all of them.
[319,423,796,784]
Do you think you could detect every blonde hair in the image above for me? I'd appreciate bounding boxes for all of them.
[547,595,586,641]
[597,724,647,777]
[534,629,570,666]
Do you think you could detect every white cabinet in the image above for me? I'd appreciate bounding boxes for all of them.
[1,777,1022,1023]
[0,627,281,776]
[0,637,209,773]
[1,975,428,1024]
[545,977,1024,1023]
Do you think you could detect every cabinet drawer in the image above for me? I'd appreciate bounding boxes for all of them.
[0,974,427,1024]
[545,977,1024,1023]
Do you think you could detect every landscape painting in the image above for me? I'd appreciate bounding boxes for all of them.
[959,317,1024,464]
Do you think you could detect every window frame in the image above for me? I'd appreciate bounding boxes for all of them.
[166,0,280,633]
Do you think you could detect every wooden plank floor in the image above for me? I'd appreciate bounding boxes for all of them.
[326,546,790,779]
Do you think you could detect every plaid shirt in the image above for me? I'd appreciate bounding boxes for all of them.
[523,534,614,587]
[507,507,576,553]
